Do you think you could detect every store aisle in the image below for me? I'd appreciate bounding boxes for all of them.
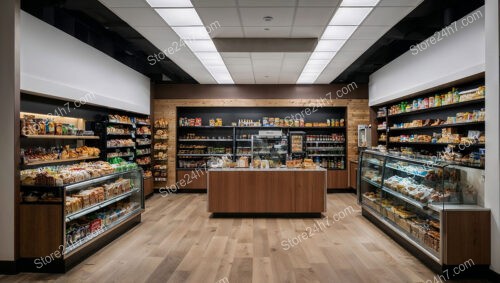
[0,194,487,283]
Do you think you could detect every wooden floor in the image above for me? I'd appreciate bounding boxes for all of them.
[0,193,491,283]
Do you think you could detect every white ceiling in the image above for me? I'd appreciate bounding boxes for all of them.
[98,0,423,84]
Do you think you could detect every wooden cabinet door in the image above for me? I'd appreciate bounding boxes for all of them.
[327,170,348,189]
[295,171,326,212]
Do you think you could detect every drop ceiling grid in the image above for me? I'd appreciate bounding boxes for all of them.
[98,0,424,84]
[313,1,424,84]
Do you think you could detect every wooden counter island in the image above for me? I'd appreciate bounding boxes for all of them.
[208,168,327,214]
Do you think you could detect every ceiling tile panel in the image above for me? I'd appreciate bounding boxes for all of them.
[240,8,295,27]
[297,0,340,7]
[340,39,377,52]
[294,7,336,26]
[220,52,251,58]
[238,0,297,7]
[222,57,252,65]
[196,8,241,26]
[290,26,325,38]
[350,25,390,39]
[243,26,291,38]
[210,27,245,38]
[251,52,284,60]
[191,0,237,7]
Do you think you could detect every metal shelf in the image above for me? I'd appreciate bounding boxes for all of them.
[22,135,99,140]
[387,98,485,118]
[65,188,139,222]
[64,207,142,256]
[178,139,233,142]
[23,156,99,166]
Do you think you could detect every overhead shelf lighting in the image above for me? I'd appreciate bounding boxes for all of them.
[297,1,377,84]
[151,4,234,84]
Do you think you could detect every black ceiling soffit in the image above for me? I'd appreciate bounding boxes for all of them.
[333,0,485,84]
[21,0,197,84]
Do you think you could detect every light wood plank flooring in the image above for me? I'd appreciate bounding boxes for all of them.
[0,193,490,283]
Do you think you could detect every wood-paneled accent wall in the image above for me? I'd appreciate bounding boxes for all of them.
[154,98,370,187]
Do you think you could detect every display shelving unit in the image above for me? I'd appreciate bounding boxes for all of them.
[18,94,146,273]
[357,150,490,270]
[19,168,144,272]
[373,77,485,169]
[152,119,169,193]
[176,107,348,191]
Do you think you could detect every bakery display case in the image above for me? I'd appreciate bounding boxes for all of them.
[358,150,490,268]
[19,167,144,272]
[251,135,288,168]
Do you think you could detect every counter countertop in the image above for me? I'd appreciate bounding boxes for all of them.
[208,167,327,172]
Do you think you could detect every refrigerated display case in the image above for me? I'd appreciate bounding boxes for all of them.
[358,150,490,268]
[251,135,288,168]
[19,168,144,272]
[289,131,306,159]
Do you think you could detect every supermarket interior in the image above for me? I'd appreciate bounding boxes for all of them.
[1,0,499,282]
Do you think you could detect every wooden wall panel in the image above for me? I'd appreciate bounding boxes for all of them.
[154,99,370,187]
[443,210,491,265]
[20,205,62,258]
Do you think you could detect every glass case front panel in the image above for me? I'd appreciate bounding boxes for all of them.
[380,156,442,258]
[359,151,385,214]
[251,136,288,168]
[64,169,143,255]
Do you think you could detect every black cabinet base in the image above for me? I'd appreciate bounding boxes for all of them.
[0,261,18,274]
[18,214,141,273]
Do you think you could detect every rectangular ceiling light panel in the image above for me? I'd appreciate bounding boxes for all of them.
[340,0,380,7]
[297,1,377,84]
[146,0,193,8]
[329,7,372,25]
[152,3,234,84]
[155,8,203,26]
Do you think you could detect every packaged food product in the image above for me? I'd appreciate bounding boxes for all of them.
[428,96,434,107]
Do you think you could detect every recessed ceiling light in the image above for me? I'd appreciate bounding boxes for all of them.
[315,40,347,52]
[309,52,337,60]
[171,26,211,39]
[340,0,380,7]
[321,26,358,40]
[146,0,193,7]
[329,7,372,25]
[155,8,203,26]
[185,40,218,52]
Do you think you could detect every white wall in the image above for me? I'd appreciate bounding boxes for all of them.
[0,0,19,263]
[485,0,500,274]
[20,11,151,115]
[369,7,485,106]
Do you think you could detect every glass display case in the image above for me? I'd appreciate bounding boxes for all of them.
[358,150,489,266]
[251,135,288,168]
[20,168,144,271]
